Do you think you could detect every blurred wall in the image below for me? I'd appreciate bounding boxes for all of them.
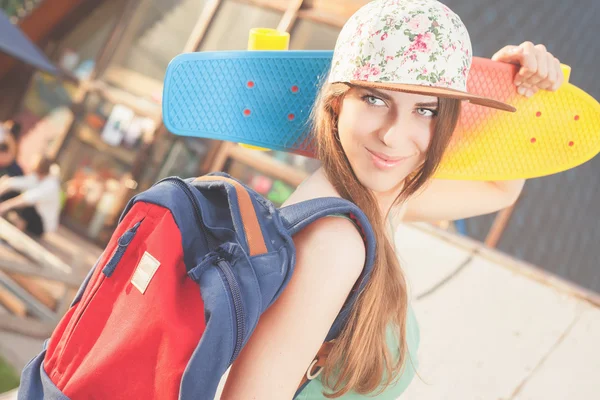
[443,0,600,292]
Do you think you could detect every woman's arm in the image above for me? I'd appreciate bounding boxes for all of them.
[221,216,366,399]
[0,174,36,197]
[403,178,525,223]
[0,193,31,215]
[0,176,55,215]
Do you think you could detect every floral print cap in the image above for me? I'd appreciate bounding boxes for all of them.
[329,0,515,111]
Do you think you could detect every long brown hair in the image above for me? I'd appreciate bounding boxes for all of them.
[313,82,461,397]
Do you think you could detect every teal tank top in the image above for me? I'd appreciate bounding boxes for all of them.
[294,306,420,399]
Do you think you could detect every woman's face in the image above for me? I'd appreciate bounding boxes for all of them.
[337,86,438,194]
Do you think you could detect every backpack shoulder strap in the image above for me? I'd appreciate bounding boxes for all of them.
[279,197,376,295]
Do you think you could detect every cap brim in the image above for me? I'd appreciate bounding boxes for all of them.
[349,81,516,112]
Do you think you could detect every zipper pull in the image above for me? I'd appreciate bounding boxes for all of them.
[102,219,144,277]
[187,252,220,283]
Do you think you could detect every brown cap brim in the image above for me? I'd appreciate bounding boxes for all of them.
[349,80,516,112]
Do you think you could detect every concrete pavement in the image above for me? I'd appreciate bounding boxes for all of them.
[396,223,600,400]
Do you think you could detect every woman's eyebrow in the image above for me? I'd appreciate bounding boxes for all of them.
[362,87,394,101]
[415,101,439,108]
[357,87,439,107]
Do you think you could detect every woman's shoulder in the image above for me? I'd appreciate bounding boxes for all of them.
[292,212,366,286]
[284,168,366,281]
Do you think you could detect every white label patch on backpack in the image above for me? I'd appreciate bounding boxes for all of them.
[131,252,160,294]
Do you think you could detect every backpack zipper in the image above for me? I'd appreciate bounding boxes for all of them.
[54,218,143,374]
[216,258,246,363]
[161,177,245,364]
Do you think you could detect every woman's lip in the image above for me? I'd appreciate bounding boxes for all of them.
[367,149,408,162]
[366,148,411,162]
[366,148,411,169]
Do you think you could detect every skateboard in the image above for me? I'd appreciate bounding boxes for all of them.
[162,50,600,180]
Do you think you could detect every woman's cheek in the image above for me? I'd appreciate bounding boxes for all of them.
[337,126,357,161]
[413,129,432,155]
[412,154,427,173]
[339,118,370,151]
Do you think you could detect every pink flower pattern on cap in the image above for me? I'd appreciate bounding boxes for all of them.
[329,0,473,91]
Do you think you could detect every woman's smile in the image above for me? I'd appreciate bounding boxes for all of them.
[366,148,416,170]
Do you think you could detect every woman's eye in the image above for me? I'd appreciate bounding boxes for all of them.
[363,95,386,107]
[416,108,437,117]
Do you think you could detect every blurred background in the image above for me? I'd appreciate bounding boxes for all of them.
[0,0,598,398]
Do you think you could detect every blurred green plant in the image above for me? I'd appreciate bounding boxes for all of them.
[0,354,20,393]
[1,0,44,23]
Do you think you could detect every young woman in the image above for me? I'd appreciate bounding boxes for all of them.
[221,0,565,398]
[0,154,61,237]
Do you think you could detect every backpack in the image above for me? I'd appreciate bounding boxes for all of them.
[18,172,376,400]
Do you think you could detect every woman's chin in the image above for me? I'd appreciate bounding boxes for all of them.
[356,170,408,195]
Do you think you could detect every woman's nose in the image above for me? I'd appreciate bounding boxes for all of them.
[378,114,415,149]
[379,127,401,148]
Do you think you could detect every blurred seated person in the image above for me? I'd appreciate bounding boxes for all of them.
[0,154,61,237]
[0,120,24,177]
